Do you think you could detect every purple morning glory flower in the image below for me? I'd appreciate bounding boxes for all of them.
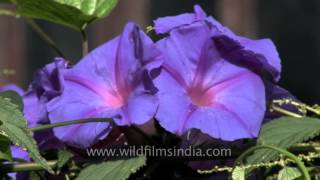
[47,22,162,148]
[154,5,281,82]
[153,7,281,140]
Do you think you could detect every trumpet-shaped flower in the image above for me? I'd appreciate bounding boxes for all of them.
[47,23,162,148]
[154,15,276,140]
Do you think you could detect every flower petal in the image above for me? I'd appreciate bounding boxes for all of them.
[116,91,158,125]
[154,68,190,133]
[155,93,191,134]
[23,92,46,128]
[47,76,116,148]
[205,14,281,81]
[156,22,214,87]
[154,5,206,34]
[213,35,281,81]
[185,108,250,140]
[206,71,266,139]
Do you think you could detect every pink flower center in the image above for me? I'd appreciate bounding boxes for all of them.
[104,93,124,108]
[188,87,213,107]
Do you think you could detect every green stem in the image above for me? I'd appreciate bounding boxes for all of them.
[81,29,89,56]
[25,18,66,59]
[270,105,303,118]
[233,144,311,180]
[29,118,113,132]
[1,160,57,173]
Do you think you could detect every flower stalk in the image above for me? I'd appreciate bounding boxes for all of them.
[29,118,113,132]
[270,105,303,118]
[80,29,89,56]
[0,160,57,173]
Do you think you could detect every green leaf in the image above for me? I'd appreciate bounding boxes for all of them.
[0,96,53,173]
[57,149,73,169]
[15,0,118,30]
[0,91,23,111]
[232,166,245,180]
[0,134,12,161]
[54,0,119,18]
[247,117,320,164]
[76,156,147,180]
[278,167,302,180]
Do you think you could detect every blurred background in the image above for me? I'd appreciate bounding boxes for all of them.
[0,0,319,104]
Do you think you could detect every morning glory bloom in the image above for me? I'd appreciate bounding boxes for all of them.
[154,5,281,82]
[47,22,162,148]
[153,6,281,140]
